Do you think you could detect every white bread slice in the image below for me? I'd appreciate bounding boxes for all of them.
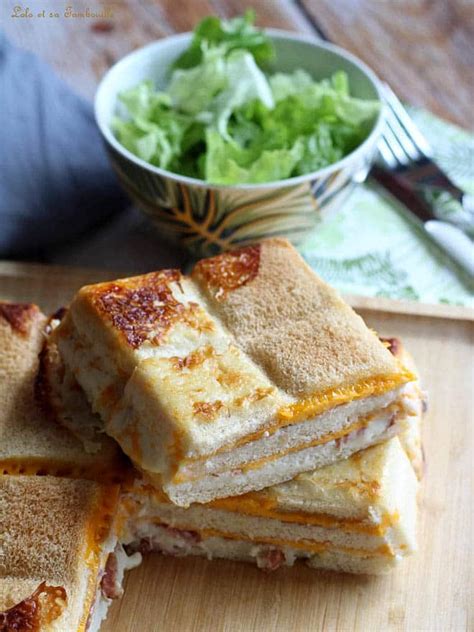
[0,302,125,481]
[192,239,403,396]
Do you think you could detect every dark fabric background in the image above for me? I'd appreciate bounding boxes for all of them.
[0,32,129,258]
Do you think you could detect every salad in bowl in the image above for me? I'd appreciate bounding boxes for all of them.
[96,11,384,255]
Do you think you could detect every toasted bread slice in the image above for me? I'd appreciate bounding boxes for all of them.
[0,475,139,632]
[0,302,125,481]
[55,241,416,505]
[192,239,401,396]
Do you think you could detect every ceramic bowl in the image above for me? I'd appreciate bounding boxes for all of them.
[95,30,385,256]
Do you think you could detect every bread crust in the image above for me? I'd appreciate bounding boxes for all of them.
[0,302,40,336]
[193,238,400,396]
[37,310,127,463]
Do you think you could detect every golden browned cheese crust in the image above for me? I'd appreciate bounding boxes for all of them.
[194,244,261,300]
[0,302,40,336]
[83,269,188,349]
[192,238,401,397]
[0,582,67,631]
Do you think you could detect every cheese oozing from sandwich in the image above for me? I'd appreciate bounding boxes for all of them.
[55,239,416,506]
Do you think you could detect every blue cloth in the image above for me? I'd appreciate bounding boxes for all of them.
[0,33,128,257]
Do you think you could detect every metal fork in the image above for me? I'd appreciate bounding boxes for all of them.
[378,83,433,170]
[372,83,474,278]
[377,82,474,220]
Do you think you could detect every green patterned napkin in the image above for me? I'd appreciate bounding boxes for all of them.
[299,108,474,307]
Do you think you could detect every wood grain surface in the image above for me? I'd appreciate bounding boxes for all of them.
[2,260,472,321]
[299,0,474,129]
[1,261,472,632]
[2,0,472,128]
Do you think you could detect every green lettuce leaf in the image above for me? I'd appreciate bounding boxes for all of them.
[116,80,171,118]
[112,12,380,185]
[113,81,192,169]
[205,129,304,184]
[168,45,227,115]
[269,69,315,102]
[167,47,274,138]
[208,50,274,138]
[173,9,275,70]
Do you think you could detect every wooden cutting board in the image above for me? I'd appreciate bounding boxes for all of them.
[1,261,472,632]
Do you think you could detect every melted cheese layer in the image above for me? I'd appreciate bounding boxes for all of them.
[79,485,120,632]
[162,373,413,474]
[207,497,400,536]
[0,458,125,484]
[145,519,395,558]
[278,369,414,424]
[171,406,400,484]
[126,485,400,536]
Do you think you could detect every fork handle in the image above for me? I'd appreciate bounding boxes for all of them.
[395,157,464,203]
[371,166,474,278]
[371,165,433,222]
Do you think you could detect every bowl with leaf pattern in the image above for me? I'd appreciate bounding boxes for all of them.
[95,28,385,257]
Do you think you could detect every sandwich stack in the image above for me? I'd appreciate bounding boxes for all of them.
[54,239,418,506]
[0,303,140,632]
[0,239,426,630]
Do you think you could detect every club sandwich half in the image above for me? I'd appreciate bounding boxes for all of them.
[44,322,425,576]
[117,337,424,575]
[47,324,425,574]
[54,239,418,506]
